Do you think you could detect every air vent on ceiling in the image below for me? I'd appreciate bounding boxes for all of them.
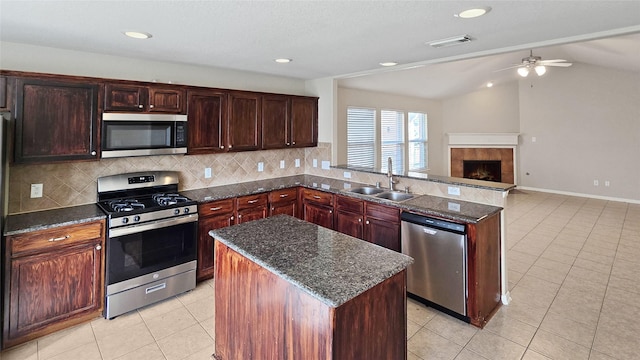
[428,35,474,48]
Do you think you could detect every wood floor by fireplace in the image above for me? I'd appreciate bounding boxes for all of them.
[463,160,502,182]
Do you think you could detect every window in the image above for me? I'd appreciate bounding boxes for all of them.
[346,107,375,168]
[346,107,428,173]
[408,112,428,171]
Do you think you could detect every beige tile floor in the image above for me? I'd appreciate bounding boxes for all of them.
[2,190,638,360]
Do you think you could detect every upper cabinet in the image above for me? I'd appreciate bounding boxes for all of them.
[262,95,318,149]
[104,83,185,113]
[14,77,100,164]
[0,76,8,111]
[186,89,227,154]
[227,91,261,152]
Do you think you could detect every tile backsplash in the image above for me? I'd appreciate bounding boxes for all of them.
[8,143,333,214]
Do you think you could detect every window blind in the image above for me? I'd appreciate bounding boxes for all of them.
[347,107,375,168]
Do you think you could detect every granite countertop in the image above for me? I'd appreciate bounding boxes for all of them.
[209,215,414,308]
[3,204,106,236]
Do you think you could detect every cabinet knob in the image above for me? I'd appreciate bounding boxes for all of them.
[138,104,144,109]
[286,142,290,146]
[91,151,97,156]
[238,214,242,218]
[229,145,233,149]
[220,146,225,149]
[329,210,333,214]
[230,216,234,221]
[359,218,362,222]
[149,104,155,109]
[96,245,102,250]
[366,220,370,225]
[292,141,296,145]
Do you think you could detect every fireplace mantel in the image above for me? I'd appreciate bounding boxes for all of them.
[448,133,519,146]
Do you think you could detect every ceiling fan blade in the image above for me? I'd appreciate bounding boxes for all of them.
[493,64,524,72]
[545,62,573,67]
[538,59,568,64]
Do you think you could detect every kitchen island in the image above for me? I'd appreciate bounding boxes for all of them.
[209,215,413,360]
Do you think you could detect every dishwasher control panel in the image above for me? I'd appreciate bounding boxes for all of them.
[400,212,466,234]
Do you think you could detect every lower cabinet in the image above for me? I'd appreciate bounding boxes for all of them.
[236,193,268,224]
[300,188,334,229]
[335,195,401,252]
[3,220,105,348]
[197,199,235,281]
[268,188,298,217]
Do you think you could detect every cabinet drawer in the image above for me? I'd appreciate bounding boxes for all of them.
[301,188,334,206]
[10,221,105,257]
[336,195,364,213]
[199,199,235,217]
[236,193,268,211]
[268,188,298,204]
[365,202,400,222]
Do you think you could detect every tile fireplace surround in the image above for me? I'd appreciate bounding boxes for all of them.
[448,133,519,185]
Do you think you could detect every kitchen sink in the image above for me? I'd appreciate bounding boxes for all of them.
[349,186,385,195]
[375,192,414,202]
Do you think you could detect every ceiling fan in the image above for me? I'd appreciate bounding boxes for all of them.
[497,50,572,77]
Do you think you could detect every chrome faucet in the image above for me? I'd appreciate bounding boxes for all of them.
[387,157,398,191]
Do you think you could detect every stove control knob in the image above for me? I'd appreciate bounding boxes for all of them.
[133,215,141,222]
[184,207,190,214]
[122,217,129,224]
[174,209,180,215]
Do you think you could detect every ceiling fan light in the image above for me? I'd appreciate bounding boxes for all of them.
[535,65,547,76]
[517,67,529,77]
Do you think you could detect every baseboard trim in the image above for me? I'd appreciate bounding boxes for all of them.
[516,186,640,205]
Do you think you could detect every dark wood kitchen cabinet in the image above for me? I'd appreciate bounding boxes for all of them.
[197,198,236,281]
[3,220,105,349]
[268,187,299,217]
[0,76,8,111]
[364,202,401,252]
[262,95,318,149]
[227,91,261,151]
[104,83,185,113]
[335,195,364,239]
[13,77,100,164]
[236,193,268,224]
[186,89,227,154]
[300,188,334,229]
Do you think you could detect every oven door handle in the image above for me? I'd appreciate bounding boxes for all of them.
[109,214,199,238]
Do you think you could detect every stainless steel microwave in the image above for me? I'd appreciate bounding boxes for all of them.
[101,113,188,158]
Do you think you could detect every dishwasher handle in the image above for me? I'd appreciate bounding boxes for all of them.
[401,212,466,234]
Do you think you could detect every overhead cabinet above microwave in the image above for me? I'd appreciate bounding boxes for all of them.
[104,83,186,114]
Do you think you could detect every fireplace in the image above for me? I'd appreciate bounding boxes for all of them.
[463,160,502,182]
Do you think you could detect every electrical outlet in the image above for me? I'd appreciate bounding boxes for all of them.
[204,167,212,178]
[343,171,351,179]
[532,136,537,143]
[30,183,43,198]
[594,180,599,186]
[605,180,610,187]
[313,159,318,168]
[280,160,285,169]
[448,202,461,212]
[258,162,264,172]
[448,186,461,196]
[321,161,330,170]
[295,159,301,168]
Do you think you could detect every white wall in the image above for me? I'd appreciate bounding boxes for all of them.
[305,77,337,153]
[0,42,307,95]
[518,63,640,200]
[336,87,444,174]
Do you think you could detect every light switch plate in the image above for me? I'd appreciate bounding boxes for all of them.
[258,162,264,172]
[321,161,330,170]
[448,186,461,196]
[295,159,301,168]
[343,171,351,179]
[280,160,285,169]
[31,183,43,198]
[204,167,212,178]
[313,159,318,168]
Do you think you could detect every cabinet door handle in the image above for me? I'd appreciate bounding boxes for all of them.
[329,210,333,214]
[247,199,259,204]
[91,150,97,156]
[220,146,225,149]
[271,207,275,211]
[48,235,70,242]
[230,216,234,221]
[286,142,290,146]
[138,104,144,109]
[359,218,362,222]
[313,195,321,199]
[96,245,102,250]
[292,141,296,145]
[210,207,222,211]
[229,145,233,149]
[149,104,155,109]
[238,214,242,218]
[279,194,288,198]
[366,220,370,225]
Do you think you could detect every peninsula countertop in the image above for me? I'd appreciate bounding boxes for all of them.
[209,215,414,308]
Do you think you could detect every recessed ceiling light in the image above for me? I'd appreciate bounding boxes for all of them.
[124,31,152,39]
[455,6,491,19]
[275,58,292,63]
[379,62,398,67]
[486,82,494,88]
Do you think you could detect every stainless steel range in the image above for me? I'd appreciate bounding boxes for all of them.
[97,171,198,319]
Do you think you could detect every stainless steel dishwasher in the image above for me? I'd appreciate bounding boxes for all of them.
[401,212,467,316]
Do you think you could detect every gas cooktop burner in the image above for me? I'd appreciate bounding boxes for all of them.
[153,193,189,206]
[108,199,146,212]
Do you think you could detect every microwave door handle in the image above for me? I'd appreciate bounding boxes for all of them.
[109,214,198,238]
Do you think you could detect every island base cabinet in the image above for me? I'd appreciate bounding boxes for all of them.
[213,240,407,360]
